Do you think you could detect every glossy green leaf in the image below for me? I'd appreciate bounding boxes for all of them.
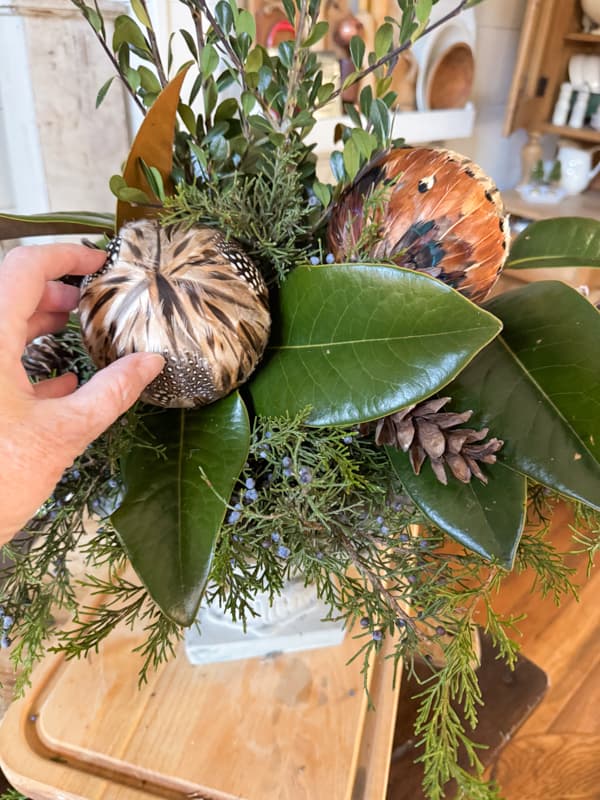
[249,264,502,426]
[0,211,114,240]
[450,281,600,510]
[112,393,251,625]
[506,217,600,269]
[388,450,527,567]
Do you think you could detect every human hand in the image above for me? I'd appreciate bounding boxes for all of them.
[0,243,164,546]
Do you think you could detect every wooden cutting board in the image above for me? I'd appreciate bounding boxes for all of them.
[0,616,400,800]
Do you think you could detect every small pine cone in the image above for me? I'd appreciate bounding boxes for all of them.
[22,335,77,381]
[361,397,503,485]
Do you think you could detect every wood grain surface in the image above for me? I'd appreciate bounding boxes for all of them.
[0,616,399,800]
[387,503,600,799]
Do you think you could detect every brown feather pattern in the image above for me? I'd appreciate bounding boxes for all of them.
[79,220,271,408]
[327,146,509,303]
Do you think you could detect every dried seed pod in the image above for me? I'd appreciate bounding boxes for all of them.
[79,220,271,408]
[327,146,510,303]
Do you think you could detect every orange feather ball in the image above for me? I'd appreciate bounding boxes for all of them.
[327,147,510,303]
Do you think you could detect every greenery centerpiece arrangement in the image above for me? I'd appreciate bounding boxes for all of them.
[1,0,599,797]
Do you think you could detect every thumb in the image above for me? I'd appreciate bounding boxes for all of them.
[60,352,165,444]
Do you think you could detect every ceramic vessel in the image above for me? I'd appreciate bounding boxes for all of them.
[558,141,600,195]
[582,0,600,32]
[185,576,346,664]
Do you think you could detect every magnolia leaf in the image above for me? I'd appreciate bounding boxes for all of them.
[112,393,251,625]
[117,64,191,227]
[249,264,502,426]
[0,211,114,240]
[506,217,600,269]
[450,281,600,510]
[388,452,526,567]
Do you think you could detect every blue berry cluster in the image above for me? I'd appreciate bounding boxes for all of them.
[0,607,13,649]
[309,253,336,266]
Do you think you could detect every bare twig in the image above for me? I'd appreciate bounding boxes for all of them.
[70,0,146,116]
[139,0,168,86]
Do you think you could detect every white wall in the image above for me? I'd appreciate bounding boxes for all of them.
[445,0,529,191]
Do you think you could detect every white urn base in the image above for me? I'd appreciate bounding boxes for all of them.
[184,577,347,665]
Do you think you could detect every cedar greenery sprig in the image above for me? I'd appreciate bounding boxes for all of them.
[1,399,597,799]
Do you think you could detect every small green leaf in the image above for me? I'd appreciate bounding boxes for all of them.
[180,28,198,60]
[374,22,394,60]
[369,98,390,143]
[312,180,331,208]
[349,35,365,70]
[506,217,600,270]
[245,46,263,73]
[342,137,361,180]
[200,42,219,76]
[126,67,141,92]
[360,85,373,119]
[178,102,197,135]
[235,9,256,41]
[81,4,102,33]
[138,65,161,94]
[130,0,152,28]
[278,40,294,68]
[303,21,329,49]
[214,97,238,122]
[241,90,255,116]
[116,187,151,204]
[95,76,114,108]
[112,394,251,625]
[139,159,166,201]
[109,174,127,196]
[248,264,502,426]
[113,15,150,53]
[282,0,295,24]
[388,452,527,567]
[350,128,377,160]
[215,0,234,33]
[330,150,345,183]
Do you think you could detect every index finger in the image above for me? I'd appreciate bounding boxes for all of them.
[0,244,107,326]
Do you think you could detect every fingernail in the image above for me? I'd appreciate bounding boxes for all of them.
[133,352,166,382]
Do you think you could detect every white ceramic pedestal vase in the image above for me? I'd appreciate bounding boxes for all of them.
[185,576,347,665]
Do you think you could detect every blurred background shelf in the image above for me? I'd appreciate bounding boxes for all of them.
[503,187,600,219]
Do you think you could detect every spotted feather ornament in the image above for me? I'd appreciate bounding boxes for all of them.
[79,220,271,408]
[327,146,510,303]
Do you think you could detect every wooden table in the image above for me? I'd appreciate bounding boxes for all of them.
[0,617,400,800]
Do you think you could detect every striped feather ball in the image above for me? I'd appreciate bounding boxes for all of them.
[79,220,271,408]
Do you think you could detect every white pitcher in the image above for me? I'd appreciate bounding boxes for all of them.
[558,142,600,195]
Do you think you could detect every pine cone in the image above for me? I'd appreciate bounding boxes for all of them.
[362,397,503,485]
[22,330,94,383]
